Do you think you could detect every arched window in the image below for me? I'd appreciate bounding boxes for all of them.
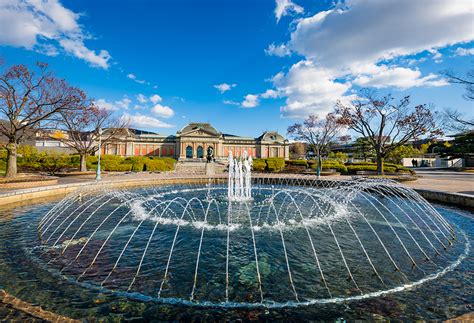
[197,146,204,158]
[186,146,193,158]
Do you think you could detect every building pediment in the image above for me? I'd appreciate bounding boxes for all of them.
[179,128,221,138]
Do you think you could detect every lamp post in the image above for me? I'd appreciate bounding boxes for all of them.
[96,127,102,181]
[315,134,321,179]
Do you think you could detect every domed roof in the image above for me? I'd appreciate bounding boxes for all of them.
[257,131,286,143]
[178,123,220,136]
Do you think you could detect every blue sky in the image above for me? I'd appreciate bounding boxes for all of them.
[0,0,473,137]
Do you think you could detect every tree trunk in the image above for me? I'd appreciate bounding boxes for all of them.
[5,142,18,178]
[376,152,384,175]
[80,154,87,172]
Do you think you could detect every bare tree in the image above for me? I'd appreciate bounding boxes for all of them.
[336,90,442,174]
[50,102,127,172]
[441,70,474,133]
[443,108,474,133]
[338,135,352,145]
[0,62,83,177]
[290,142,306,159]
[442,69,474,101]
[287,112,343,177]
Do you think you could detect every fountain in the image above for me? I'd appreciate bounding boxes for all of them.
[31,174,470,310]
[227,151,252,201]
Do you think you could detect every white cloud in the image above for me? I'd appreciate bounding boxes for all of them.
[274,0,304,23]
[150,94,162,104]
[289,0,473,69]
[122,113,174,129]
[428,49,443,63]
[115,97,131,110]
[94,96,131,111]
[151,104,174,118]
[273,60,354,118]
[223,100,240,106]
[455,47,474,56]
[136,94,148,104]
[261,89,279,99]
[241,94,260,108]
[0,0,111,69]
[35,43,59,57]
[94,99,117,111]
[214,83,237,93]
[127,73,148,85]
[265,43,291,57]
[353,64,448,89]
[59,39,111,69]
[267,0,473,117]
[224,89,278,108]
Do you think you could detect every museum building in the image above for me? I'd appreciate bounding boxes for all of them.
[97,123,289,161]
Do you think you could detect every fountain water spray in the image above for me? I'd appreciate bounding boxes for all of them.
[34,177,465,308]
[227,151,253,201]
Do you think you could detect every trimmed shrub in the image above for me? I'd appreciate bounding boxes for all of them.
[151,157,177,171]
[266,157,285,172]
[285,159,308,167]
[252,159,267,172]
[19,152,74,175]
[124,157,145,172]
[308,160,348,174]
[322,163,348,174]
[86,155,177,172]
[346,164,397,174]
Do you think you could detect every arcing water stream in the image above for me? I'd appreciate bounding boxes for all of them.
[35,171,468,308]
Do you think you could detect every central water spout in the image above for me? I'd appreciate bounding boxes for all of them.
[228,151,252,201]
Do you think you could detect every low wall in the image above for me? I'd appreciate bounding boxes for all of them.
[414,189,474,210]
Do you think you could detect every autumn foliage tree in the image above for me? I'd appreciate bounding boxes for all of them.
[336,90,442,174]
[287,112,343,177]
[52,103,127,172]
[0,62,84,177]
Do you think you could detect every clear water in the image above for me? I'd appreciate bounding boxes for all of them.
[0,182,472,321]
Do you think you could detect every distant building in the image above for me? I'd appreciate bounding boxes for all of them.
[0,120,36,147]
[36,122,290,161]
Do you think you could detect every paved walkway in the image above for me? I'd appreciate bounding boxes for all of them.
[405,169,474,195]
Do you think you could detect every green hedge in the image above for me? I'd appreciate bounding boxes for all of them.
[308,160,348,174]
[18,153,78,175]
[1,146,178,174]
[88,155,177,172]
[266,158,286,172]
[346,164,397,174]
[251,158,285,172]
[344,162,415,174]
[285,159,308,167]
[252,159,267,171]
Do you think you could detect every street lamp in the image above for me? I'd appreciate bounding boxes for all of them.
[96,127,102,181]
[315,134,321,179]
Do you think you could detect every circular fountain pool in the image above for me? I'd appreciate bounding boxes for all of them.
[0,178,471,320]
